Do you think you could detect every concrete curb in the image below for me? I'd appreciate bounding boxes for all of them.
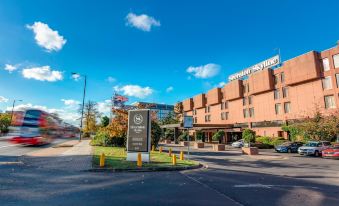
[88,163,204,173]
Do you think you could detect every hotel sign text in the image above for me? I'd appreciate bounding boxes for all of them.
[228,55,280,81]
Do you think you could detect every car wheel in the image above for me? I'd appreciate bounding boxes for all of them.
[314,151,320,157]
[287,149,291,153]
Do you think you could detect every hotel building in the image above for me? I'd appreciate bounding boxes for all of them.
[181,42,339,142]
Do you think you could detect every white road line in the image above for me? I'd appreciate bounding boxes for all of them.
[0,144,18,149]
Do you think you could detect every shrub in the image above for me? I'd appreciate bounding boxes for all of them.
[212,131,225,143]
[178,131,189,141]
[164,129,174,140]
[91,130,126,147]
[256,136,271,145]
[242,129,256,146]
[195,131,204,141]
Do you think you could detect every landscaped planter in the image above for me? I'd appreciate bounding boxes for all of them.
[213,144,225,151]
[181,141,190,146]
[194,142,204,149]
[242,147,259,155]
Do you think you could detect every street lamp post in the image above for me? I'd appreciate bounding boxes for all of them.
[72,73,87,142]
[10,99,22,124]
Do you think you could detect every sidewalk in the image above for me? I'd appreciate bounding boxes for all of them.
[21,140,93,172]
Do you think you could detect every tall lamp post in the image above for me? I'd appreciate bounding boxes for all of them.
[10,99,22,123]
[72,72,87,142]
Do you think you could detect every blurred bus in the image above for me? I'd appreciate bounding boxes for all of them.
[9,109,69,145]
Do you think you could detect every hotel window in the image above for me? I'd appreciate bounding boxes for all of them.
[274,74,279,84]
[324,95,336,109]
[243,97,247,106]
[333,54,339,68]
[221,112,224,120]
[336,74,339,88]
[208,115,211,122]
[282,87,289,98]
[280,72,285,83]
[322,58,330,71]
[225,112,229,120]
[204,115,208,122]
[247,84,250,93]
[322,76,332,90]
[243,109,249,118]
[248,96,253,105]
[274,89,280,99]
[249,108,255,117]
[225,101,228,109]
[275,103,282,115]
[284,102,291,113]
[221,103,224,110]
[194,117,197,123]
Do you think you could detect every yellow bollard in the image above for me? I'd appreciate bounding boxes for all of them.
[172,154,177,166]
[137,152,142,167]
[168,148,172,157]
[152,145,155,152]
[100,153,105,167]
[180,151,184,160]
[159,146,163,153]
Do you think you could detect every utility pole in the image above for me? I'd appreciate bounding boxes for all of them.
[79,75,87,142]
[72,72,87,142]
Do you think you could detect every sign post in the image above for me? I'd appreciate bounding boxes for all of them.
[126,109,151,162]
[183,116,193,160]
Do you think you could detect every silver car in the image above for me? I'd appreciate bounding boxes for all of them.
[298,141,331,157]
[231,139,244,148]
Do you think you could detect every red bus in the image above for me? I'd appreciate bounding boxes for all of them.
[10,109,62,145]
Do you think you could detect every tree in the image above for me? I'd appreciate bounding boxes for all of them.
[159,111,179,125]
[195,130,205,142]
[151,120,162,148]
[212,130,225,144]
[0,113,11,134]
[242,129,255,147]
[101,116,109,127]
[79,100,100,136]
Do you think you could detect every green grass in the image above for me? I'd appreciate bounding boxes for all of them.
[92,146,199,169]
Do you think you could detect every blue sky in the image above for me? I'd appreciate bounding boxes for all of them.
[0,0,339,124]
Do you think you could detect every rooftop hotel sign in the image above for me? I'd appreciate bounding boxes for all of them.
[126,109,151,162]
[228,55,280,81]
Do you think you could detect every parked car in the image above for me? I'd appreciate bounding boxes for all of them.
[322,144,339,159]
[231,139,244,148]
[275,142,303,153]
[298,141,331,157]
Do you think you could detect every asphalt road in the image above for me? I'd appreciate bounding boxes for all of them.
[0,143,338,206]
[0,137,71,162]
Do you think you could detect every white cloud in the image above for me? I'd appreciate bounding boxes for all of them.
[22,66,63,82]
[107,76,116,83]
[71,73,81,81]
[4,64,18,73]
[26,21,66,52]
[186,63,220,79]
[0,96,9,103]
[98,100,111,114]
[61,99,80,107]
[114,85,153,99]
[166,86,173,93]
[6,103,80,126]
[218,82,226,87]
[126,12,160,32]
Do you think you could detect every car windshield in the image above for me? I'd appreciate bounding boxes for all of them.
[304,142,318,147]
[281,142,291,146]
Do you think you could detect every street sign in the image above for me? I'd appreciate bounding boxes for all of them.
[183,116,193,128]
[126,109,151,162]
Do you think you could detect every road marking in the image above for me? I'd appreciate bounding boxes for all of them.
[0,144,17,149]
[233,184,319,189]
[181,172,244,206]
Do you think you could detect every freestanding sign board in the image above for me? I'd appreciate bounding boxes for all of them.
[126,109,151,162]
